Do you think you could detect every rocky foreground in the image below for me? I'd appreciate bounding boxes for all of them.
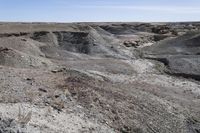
[0,22,200,133]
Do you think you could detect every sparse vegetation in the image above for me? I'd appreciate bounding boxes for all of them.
[17,105,32,127]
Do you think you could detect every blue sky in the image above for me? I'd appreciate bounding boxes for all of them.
[0,0,200,22]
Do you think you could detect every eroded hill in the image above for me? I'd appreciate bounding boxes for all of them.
[0,22,200,133]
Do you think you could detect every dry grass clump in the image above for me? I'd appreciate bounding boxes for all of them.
[17,105,32,127]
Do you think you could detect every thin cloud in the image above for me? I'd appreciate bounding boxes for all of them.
[73,5,200,14]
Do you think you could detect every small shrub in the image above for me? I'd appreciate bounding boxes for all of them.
[17,105,32,127]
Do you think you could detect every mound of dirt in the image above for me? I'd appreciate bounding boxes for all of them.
[142,31,200,80]
[30,31,58,47]
[100,24,138,35]
[0,37,45,57]
[0,47,52,68]
[30,28,126,58]
[53,31,93,54]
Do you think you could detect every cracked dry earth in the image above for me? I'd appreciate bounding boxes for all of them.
[0,22,200,133]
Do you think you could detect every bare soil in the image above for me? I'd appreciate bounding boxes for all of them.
[0,22,200,133]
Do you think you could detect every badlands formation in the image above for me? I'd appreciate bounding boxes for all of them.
[0,22,200,132]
